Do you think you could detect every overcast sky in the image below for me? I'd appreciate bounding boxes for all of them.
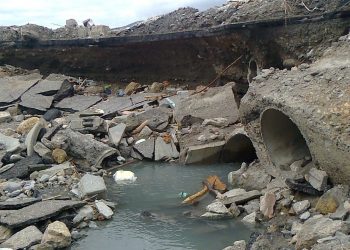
[0,0,227,28]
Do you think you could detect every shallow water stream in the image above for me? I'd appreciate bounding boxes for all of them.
[72,162,254,250]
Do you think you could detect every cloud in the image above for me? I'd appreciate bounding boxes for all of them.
[0,0,226,28]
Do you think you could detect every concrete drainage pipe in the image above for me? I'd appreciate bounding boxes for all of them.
[221,132,257,163]
[261,109,311,170]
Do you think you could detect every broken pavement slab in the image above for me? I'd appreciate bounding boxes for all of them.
[0,154,42,180]
[78,174,107,198]
[0,133,21,153]
[185,141,226,164]
[108,123,126,147]
[55,95,102,112]
[154,136,179,161]
[174,83,239,126]
[0,73,42,106]
[0,198,41,210]
[217,188,262,205]
[133,138,155,159]
[0,200,85,228]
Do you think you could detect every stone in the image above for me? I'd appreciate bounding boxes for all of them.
[206,201,229,214]
[260,192,276,218]
[218,189,262,205]
[0,133,21,153]
[55,95,102,112]
[2,181,22,193]
[154,136,179,161]
[41,221,71,248]
[39,174,50,182]
[25,119,46,157]
[78,174,107,198]
[149,82,164,93]
[54,79,74,102]
[0,200,85,228]
[13,114,24,122]
[185,141,226,164]
[125,82,141,95]
[228,203,241,217]
[292,200,311,215]
[291,221,303,235]
[43,109,61,122]
[296,215,350,249]
[73,205,94,224]
[0,111,11,123]
[52,148,67,164]
[243,199,260,214]
[242,212,256,224]
[174,83,239,125]
[130,148,143,160]
[1,225,42,249]
[0,225,12,243]
[0,198,41,210]
[16,117,40,134]
[0,73,42,106]
[316,185,348,214]
[312,232,350,250]
[300,211,311,221]
[330,204,349,220]
[108,123,126,147]
[133,138,155,159]
[138,126,153,139]
[201,212,232,219]
[34,142,52,159]
[305,167,328,191]
[223,240,247,250]
[95,200,114,219]
[202,118,229,127]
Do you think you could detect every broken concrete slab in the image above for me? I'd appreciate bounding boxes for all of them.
[133,138,155,159]
[154,136,179,161]
[95,200,113,219]
[185,141,226,164]
[36,162,74,178]
[305,168,328,191]
[0,225,12,244]
[0,198,41,210]
[70,116,107,133]
[20,93,54,113]
[34,142,51,159]
[78,174,107,198]
[108,123,126,147]
[218,189,262,205]
[25,119,46,157]
[55,95,102,112]
[0,154,42,179]
[174,83,239,126]
[0,111,11,123]
[136,107,171,131]
[0,133,21,153]
[57,129,117,167]
[0,200,85,228]
[0,73,42,106]
[1,225,43,249]
[206,201,230,214]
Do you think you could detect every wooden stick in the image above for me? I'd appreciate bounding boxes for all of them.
[192,55,243,95]
[182,186,209,204]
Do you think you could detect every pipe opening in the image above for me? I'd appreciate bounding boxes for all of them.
[261,109,311,170]
[221,134,257,163]
[248,59,258,84]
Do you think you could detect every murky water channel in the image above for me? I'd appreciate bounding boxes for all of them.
[72,162,254,250]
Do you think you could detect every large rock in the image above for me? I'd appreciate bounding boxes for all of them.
[125,82,141,95]
[0,200,85,228]
[154,136,179,161]
[135,107,171,131]
[185,141,226,164]
[95,200,114,219]
[16,117,40,134]
[312,232,350,250]
[316,185,348,214]
[296,215,350,249]
[133,138,155,159]
[292,200,311,215]
[1,225,42,249]
[218,188,261,205]
[174,83,239,126]
[305,167,328,191]
[206,201,230,214]
[41,221,71,248]
[78,174,107,198]
[108,123,126,147]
